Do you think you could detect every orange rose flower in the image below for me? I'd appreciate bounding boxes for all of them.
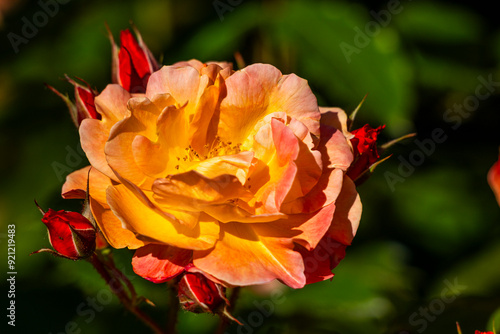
[62,59,361,289]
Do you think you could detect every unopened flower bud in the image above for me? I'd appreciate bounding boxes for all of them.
[347,124,385,181]
[46,76,99,127]
[32,201,96,260]
[108,26,159,93]
[177,272,240,323]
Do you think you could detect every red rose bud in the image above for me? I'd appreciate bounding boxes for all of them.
[178,272,240,323]
[108,26,160,93]
[32,201,96,260]
[456,322,495,334]
[46,76,99,127]
[488,149,500,206]
[178,272,227,313]
[347,124,385,181]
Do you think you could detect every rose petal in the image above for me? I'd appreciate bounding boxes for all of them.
[62,166,112,206]
[319,115,354,171]
[327,176,362,245]
[106,183,219,250]
[79,85,132,180]
[132,244,192,283]
[295,236,346,285]
[105,97,162,188]
[218,64,320,145]
[90,199,145,249]
[194,223,306,288]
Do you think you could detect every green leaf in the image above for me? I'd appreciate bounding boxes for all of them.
[271,1,415,136]
[394,2,482,44]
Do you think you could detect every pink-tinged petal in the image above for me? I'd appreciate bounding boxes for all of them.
[194,223,306,288]
[106,183,219,250]
[145,65,205,108]
[172,59,233,75]
[281,168,344,214]
[282,139,323,204]
[295,236,346,285]
[90,198,145,249]
[319,113,354,171]
[247,201,334,251]
[246,118,299,214]
[132,244,192,283]
[274,73,321,135]
[94,84,131,123]
[218,64,320,144]
[488,152,500,206]
[62,166,113,206]
[273,118,299,165]
[286,202,337,250]
[172,59,206,71]
[319,107,351,138]
[327,176,362,245]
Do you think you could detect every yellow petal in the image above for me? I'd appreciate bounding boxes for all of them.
[188,84,220,154]
[152,171,252,211]
[105,97,162,188]
[106,183,219,250]
[90,199,145,249]
[192,151,254,184]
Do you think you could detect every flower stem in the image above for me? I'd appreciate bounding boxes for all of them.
[166,281,180,334]
[215,287,241,334]
[87,252,166,334]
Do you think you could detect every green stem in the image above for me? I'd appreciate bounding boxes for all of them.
[215,287,241,334]
[166,281,180,334]
[87,253,166,334]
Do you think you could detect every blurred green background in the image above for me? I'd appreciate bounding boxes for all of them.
[1,0,500,333]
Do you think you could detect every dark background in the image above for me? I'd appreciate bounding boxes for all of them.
[1,0,499,333]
